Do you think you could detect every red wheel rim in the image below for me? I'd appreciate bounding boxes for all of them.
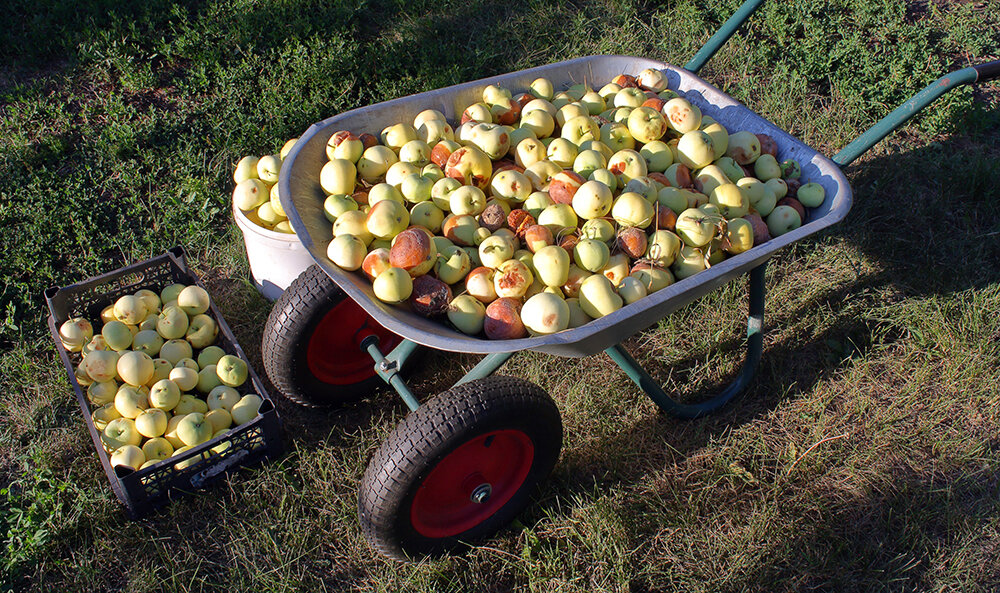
[410,429,535,539]
[306,297,402,385]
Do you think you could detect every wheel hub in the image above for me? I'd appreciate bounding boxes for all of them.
[408,429,535,538]
[470,483,492,504]
[305,298,401,385]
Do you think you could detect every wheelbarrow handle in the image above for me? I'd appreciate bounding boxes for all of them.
[685,0,765,75]
[973,60,1000,82]
[832,59,1000,167]
[685,1,999,167]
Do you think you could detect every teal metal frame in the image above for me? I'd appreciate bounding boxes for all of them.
[833,64,995,166]
[359,0,999,418]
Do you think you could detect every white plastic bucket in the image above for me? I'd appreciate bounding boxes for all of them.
[233,205,316,301]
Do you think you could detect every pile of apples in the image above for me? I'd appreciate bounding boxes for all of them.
[59,283,264,472]
[231,138,300,233]
[318,69,827,339]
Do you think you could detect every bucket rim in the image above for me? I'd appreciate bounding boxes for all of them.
[233,200,303,242]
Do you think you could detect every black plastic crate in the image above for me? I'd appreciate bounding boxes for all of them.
[45,246,283,518]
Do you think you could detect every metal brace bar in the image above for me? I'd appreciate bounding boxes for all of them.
[606,262,766,419]
[453,352,516,387]
[361,336,421,411]
[832,67,980,167]
[383,338,422,375]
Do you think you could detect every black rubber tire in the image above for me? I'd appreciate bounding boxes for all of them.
[358,376,562,561]
[261,264,395,408]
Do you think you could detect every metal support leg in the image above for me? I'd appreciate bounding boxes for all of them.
[361,336,515,411]
[362,336,421,411]
[605,262,766,419]
[384,338,421,374]
[453,352,516,387]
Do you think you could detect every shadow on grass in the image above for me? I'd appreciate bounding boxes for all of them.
[841,141,1000,297]
[757,465,1000,591]
[490,124,998,579]
[538,274,891,487]
[539,119,1000,588]
[611,466,1000,592]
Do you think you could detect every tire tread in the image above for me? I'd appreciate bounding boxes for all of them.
[358,376,562,561]
[261,265,382,408]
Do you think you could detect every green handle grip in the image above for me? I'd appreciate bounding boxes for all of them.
[974,60,1000,82]
[833,61,998,166]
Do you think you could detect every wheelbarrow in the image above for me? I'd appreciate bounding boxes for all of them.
[261,0,1000,561]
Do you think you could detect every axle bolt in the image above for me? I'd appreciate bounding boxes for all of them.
[470,483,492,504]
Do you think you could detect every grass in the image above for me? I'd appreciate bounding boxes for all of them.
[2,0,1000,590]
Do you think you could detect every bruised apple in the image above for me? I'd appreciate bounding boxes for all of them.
[607,149,647,184]
[507,209,536,238]
[484,298,527,340]
[445,145,492,189]
[466,267,498,303]
[548,171,586,205]
[523,224,554,253]
[663,97,702,134]
[362,248,392,281]
[493,259,534,298]
[597,253,629,287]
[521,292,570,335]
[389,228,437,277]
[410,275,452,317]
[726,131,761,165]
[441,214,479,246]
[615,227,647,259]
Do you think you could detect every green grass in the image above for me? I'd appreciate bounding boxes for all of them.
[3,0,1000,591]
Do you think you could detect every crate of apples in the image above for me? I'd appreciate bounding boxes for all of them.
[317,70,825,340]
[46,247,282,517]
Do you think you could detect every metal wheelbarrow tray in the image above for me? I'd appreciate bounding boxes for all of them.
[280,55,850,358]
